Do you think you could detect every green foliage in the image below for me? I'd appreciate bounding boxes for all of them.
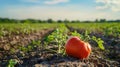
[0,23,59,37]
[19,46,28,52]
[30,40,41,47]
[67,23,120,37]
[71,31,81,37]
[44,24,69,54]
[83,30,91,41]
[19,40,41,53]
[71,30,90,42]
[7,59,17,67]
[92,36,105,50]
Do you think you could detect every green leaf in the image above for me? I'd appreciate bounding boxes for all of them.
[7,59,17,67]
[92,36,105,50]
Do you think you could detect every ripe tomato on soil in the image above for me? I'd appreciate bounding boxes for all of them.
[65,36,91,59]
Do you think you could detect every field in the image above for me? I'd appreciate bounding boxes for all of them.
[0,22,120,67]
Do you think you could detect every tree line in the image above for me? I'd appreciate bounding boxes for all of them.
[0,18,120,23]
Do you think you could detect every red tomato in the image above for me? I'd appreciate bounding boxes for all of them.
[65,36,91,59]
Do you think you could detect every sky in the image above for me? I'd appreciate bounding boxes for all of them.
[0,0,120,20]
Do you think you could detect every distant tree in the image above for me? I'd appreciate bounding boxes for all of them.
[64,19,70,23]
[47,19,53,23]
[22,19,35,23]
[115,20,120,22]
[42,20,47,23]
[1,18,10,23]
[57,20,63,23]
[83,20,91,23]
[71,20,76,23]
[0,18,3,23]
[20,20,25,23]
[16,20,21,23]
[95,19,99,22]
[100,19,106,22]
[38,20,42,23]
[71,20,80,23]
[27,19,35,23]
[24,19,30,23]
[75,20,80,23]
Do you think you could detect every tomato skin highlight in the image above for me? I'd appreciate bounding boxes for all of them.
[65,36,91,59]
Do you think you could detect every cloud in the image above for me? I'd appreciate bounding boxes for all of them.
[96,0,120,12]
[21,0,41,3]
[1,5,119,20]
[44,0,69,5]
[21,0,69,5]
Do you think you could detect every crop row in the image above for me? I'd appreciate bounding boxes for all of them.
[67,23,120,37]
[5,24,69,66]
[0,23,59,37]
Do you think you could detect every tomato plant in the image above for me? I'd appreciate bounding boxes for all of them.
[92,36,105,50]
[44,24,69,54]
[7,59,18,67]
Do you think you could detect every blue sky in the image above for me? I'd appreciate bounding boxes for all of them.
[0,0,120,20]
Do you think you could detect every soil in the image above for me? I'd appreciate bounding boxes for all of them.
[0,27,120,67]
[0,28,54,66]
[14,47,120,67]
